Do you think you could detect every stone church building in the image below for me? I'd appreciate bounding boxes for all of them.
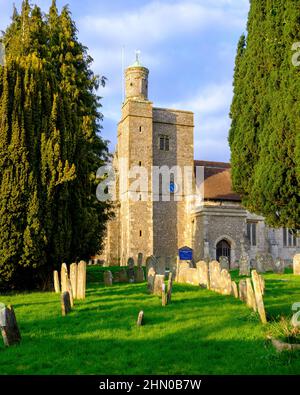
[102,58,299,268]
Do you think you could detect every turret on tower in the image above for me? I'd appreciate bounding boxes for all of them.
[125,51,149,101]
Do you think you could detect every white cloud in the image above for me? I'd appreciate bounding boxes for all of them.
[79,0,248,49]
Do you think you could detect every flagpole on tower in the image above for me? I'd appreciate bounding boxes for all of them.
[122,45,125,103]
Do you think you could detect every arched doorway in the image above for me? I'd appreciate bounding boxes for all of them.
[216,240,231,264]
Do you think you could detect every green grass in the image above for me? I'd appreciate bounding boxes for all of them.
[0,268,300,375]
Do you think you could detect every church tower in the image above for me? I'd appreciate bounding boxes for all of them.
[117,54,154,264]
[103,54,194,266]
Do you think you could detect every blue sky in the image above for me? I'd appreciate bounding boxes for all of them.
[0,0,250,162]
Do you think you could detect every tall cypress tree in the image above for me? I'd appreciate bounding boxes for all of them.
[0,1,110,290]
[229,0,300,229]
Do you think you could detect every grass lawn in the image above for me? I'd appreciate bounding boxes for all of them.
[0,267,300,375]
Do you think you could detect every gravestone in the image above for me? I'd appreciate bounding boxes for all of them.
[113,271,120,283]
[220,269,232,296]
[137,311,144,326]
[0,305,21,347]
[77,260,86,300]
[61,292,71,316]
[119,268,129,283]
[66,279,74,307]
[196,261,210,289]
[167,272,173,304]
[209,261,221,292]
[135,267,145,283]
[127,258,135,283]
[246,278,257,311]
[156,257,166,276]
[147,267,156,293]
[70,263,78,299]
[146,256,157,280]
[137,253,143,268]
[161,284,167,306]
[274,258,285,274]
[61,263,68,293]
[239,250,250,276]
[104,271,113,286]
[219,256,230,271]
[293,254,300,275]
[255,253,266,273]
[258,274,265,296]
[153,275,165,296]
[185,268,199,286]
[231,281,238,298]
[53,271,60,293]
[239,280,247,302]
[251,270,267,324]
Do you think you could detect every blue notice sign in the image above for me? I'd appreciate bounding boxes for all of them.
[179,246,193,261]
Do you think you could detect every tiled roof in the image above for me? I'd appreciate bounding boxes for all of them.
[194,160,241,202]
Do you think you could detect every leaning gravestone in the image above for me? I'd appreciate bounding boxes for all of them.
[70,263,78,299]
[53,271,60,293]
[196,261,210,289]
[0,305,21,347]
[219,256,230,271]
[137,253,143,268]
[77,260,86,300]
[293,254,300,275]
[127,258,135,283]
[258,274,265,296]
[104,271,113,286]
[220,269,232,296]
[161,284,167,306]
[147,267,156,293]
[274,258,285,274]
[239,280,247,302]
[153,275,165,296]
[251,270,267,324]
[167,272,173,304]
[246,278,257,312]
[135,267,145,283]
[137,311,144,326]
[61,263,68,293]
[61,292,71,316]
[231,281,239,298]
[146,256,157,280]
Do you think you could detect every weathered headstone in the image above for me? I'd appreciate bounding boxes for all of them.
[127,257,135,283]
[134,267,145,283]
[61,292,71,316]
[119,268,129,283]
[66,278,74,307]
[61,263,68,293]
[219,256,230,271]
[153,275,165,296]
[70,263,78,299]
[196,261,210,289]
[104,271,113,286]
[0,305,21,347]
[239,250,250,276]
[209,261,221,292]
[251,270,267,324]
[137,252,143,268]
[137,311,144,326]
[255,253,266,273]
[220,269,232,295]
[239,280,247,302]
[274,258,285,274]
[53,271,60,293]
[77,260,86,300]
[162,284,167,306]
[258,274,265,296]
[146,256,157,280]
[293,254,300,275]
[246,278,257,311]
[167,272,173,304]
[147,267,156,293]
[156,257,166,276]
[231,281,239,298]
